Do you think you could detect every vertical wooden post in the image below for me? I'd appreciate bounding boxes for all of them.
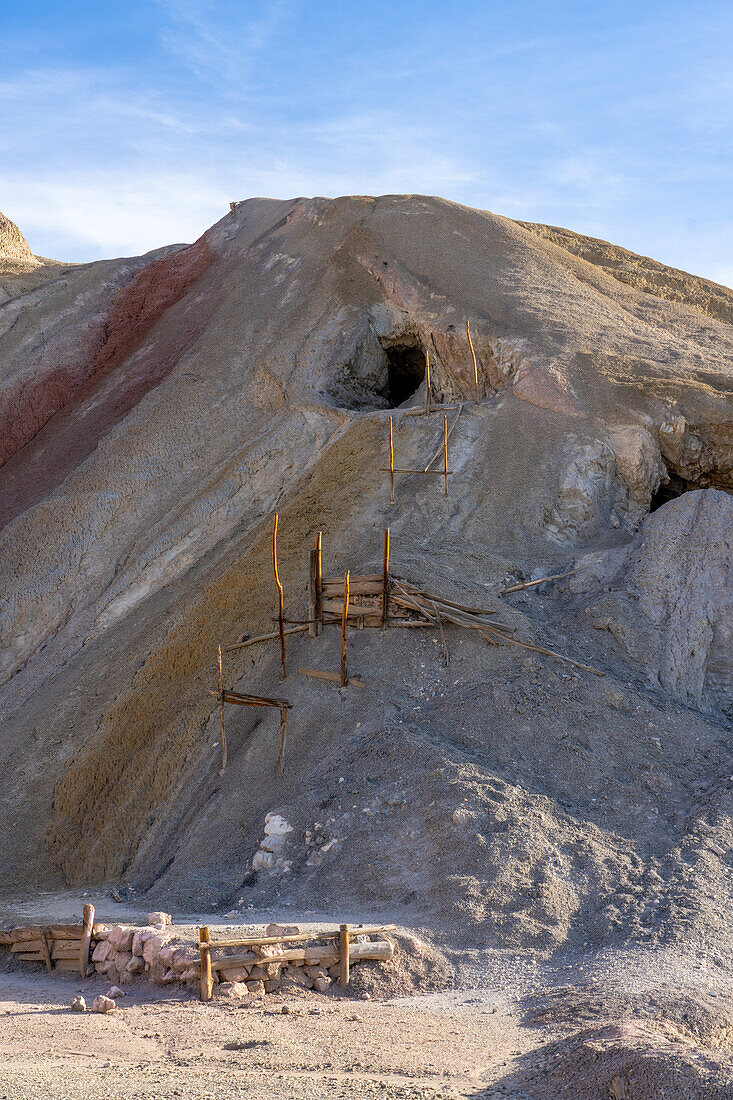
[381,528,390,628]
[276,705,287,776]
[425,348,431,415]
[200,926,213,1001]
[315,531,323,636]
[217,644,227,772]
[339,923,350,987]
[466,320,479,404]
[272,513,286,679]
[388,417,395,503]
[443,414,449,497]
[308,548,318,639]
[340,570,350,686]
[41,927,52,973]
[79,903,94,979]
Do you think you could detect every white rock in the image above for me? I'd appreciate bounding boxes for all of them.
[108,926,134,952]
[263,814,293,837]
[146,912,171,928]
[252,849,276,872]
[70,996,86,1012]
[92,940,113,964]
[220,964,251,983]
[91,995,115,1014]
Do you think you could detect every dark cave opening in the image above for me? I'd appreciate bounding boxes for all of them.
[649,471,695,512]
[382,341,426,407]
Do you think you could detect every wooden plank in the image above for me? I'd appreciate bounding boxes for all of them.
[443,413,449,497]
[0,931,13,945]
[388,416,394,503]
[41,929,52,973]
[339,924,350,987]
[217,645,227,772]
[209,924,395,949]
[308,547,318,638]
[466,319,479,403]
[272,512,286,679]
[425,348,431,415]
[276,704,287,777]
[321,579,382,596]
[49,926,85,940]
[225,624,308,652]
[15,952,45,962]
[210,940,394,971]
[11,939,44,953]
[298,668,365,688]
[322,574,382,587]
[382,528,390,627]
[79,904,94,979]
[315,532,323,635]
[49,939,82,953]
[380,468,454,475]
[200,927,213,1002]
[219,690,292,708]
[52,947,82,961]
[340,572,350,686]
[55,959,93,974]
[10,927,44,942]
[321,599,380,618]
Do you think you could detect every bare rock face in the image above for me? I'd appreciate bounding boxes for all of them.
[573,489,732,714]
[0,212,37,265]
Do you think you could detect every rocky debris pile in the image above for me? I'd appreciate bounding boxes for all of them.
[251,814,293,874]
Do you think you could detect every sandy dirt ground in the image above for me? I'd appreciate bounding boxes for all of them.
[1,900,732,1099]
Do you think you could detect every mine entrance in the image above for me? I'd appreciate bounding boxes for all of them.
[649,471,695,512]
[382,341,426,407]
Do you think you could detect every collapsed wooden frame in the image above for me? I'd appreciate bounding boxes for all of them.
[211,644,292,774]
[198,922,396,1001]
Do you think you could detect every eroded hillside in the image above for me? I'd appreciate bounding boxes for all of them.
[0,197,730,973]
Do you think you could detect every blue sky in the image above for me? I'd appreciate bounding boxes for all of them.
[1,1,731,284]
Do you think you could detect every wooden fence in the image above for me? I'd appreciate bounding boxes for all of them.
[198,922,396,1001]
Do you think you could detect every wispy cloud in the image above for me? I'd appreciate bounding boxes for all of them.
[153,0,292,88]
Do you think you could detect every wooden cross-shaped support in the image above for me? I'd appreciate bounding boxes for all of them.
[210,656,292,774]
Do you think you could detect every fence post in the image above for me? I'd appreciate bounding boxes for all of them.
[339,923,350,987]
[79,903,94,979]
[200,926,213,1001]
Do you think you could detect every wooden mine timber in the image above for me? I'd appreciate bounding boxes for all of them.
[466,319,480,404]
[209,648,292,773]
[272,512,286,679]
